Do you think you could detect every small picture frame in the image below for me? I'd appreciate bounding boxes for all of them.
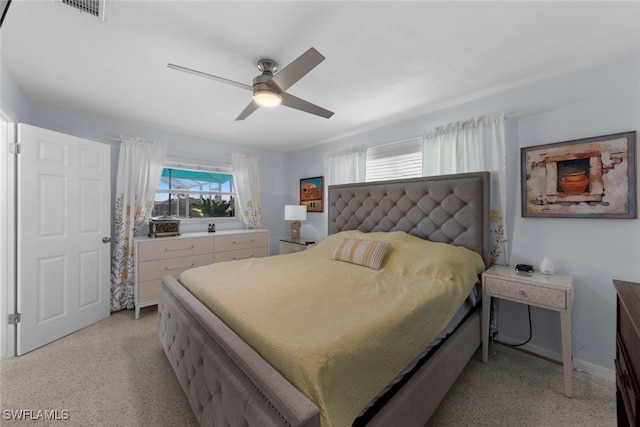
[521,131,636,219]
[300,176,323,212]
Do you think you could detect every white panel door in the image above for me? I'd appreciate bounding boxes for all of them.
[1,116,17,359]
[17,124,111,355]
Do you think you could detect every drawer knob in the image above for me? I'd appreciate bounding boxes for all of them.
[519,290,526,295]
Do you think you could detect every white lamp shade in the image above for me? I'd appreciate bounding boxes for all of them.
[284,205,307,221]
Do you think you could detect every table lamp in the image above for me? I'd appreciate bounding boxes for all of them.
[284,205,307,240]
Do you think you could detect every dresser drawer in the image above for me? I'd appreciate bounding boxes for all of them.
[215,232,268,253]
[137,236,214,262]
[484,277,567,310]
[616,335,639,424]
[137,279,162,303]
[137,253,214,281]
[214,246,269,263]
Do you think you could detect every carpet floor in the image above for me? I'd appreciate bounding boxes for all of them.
[0,307,616,426]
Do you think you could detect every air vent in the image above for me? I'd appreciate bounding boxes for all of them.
[63,0,100,17]
[57,0,111,23]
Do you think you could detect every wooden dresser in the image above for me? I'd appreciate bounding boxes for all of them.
[134,229,269,318]
[614,279,640,427]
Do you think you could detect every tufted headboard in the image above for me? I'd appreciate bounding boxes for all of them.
[328,172,491,267]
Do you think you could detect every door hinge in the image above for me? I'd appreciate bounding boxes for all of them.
[8,313,21,325]
[9,143,21,154]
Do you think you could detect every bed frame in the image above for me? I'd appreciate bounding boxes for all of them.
[158,171,490,426]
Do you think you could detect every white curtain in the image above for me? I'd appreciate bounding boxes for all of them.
[423,115,508,266]
[324,146,367,185]
[232,153,262,228]
[111,137,167,311]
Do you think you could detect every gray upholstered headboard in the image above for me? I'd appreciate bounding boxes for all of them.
[328,171,491,267]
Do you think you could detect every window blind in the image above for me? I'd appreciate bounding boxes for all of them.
[365,137,423,181]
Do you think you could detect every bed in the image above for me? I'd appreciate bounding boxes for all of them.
[158,171,490,427]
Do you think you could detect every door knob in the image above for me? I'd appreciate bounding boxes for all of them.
[102,237,111,243]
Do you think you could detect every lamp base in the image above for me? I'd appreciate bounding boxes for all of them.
[290,220,301,240]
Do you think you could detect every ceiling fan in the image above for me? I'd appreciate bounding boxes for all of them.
[167,47,334,121]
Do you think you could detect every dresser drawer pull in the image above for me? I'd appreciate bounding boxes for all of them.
[518,290,527,296]
[165,263,195,271]
[165,245,195,252]
[233,239,255,245]
[620,372,630,387]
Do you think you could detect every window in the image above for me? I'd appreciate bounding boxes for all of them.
[152,159,236,222]
[365,138,423,181]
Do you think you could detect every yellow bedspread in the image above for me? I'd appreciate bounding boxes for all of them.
[179,230,485,427]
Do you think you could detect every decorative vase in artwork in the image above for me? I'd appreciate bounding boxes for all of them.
[560,171,588,194]
[540,257,554,275]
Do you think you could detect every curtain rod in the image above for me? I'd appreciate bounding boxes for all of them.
[106,136,231,159]
[370,135,423,149]
[372,114,516,149]
[106,135,158,143]
[505,109,546,118]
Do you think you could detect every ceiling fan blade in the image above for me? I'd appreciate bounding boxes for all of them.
[167,63,252,91]
[281,92,334,119]
[235,100,260,121]
[270,47,325,92]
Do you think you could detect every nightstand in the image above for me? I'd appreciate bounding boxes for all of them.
[278,237,317,255]
[481,265,574,397]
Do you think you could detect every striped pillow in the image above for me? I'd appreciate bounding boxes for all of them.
[331,238,391,270]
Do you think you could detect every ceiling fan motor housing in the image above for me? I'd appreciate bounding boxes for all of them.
[254,59,281,95]
[253,70,282,106]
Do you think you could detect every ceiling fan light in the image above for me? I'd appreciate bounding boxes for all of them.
[253,89,282,107]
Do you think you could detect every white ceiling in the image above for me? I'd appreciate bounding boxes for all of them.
[2,1,639,152]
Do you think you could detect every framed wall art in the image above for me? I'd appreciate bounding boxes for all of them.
[300,176,323,212]
[521,131,636,219]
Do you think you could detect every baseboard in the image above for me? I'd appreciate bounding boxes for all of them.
[495,336,615,382]
[573,358,615,382]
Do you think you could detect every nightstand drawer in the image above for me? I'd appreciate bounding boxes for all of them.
[279,241,306,254]
[485,277,567,310]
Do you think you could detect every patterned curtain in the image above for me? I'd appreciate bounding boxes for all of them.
[423,115,508,266]
[111,137,167,311]
[231,153,262,228]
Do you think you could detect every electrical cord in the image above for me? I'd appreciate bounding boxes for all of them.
[510,304,532,347]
